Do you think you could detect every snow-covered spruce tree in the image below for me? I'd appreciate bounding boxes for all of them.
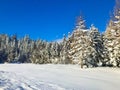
[30,40,45,64]
[89,25,104,66]
[49,42,61,64]
[68,16,103,68]
[68,16,93,68]
[59,34,71,64]
[7,35,19,63]
[68,16,87,67]
[0,34,8,63]
[103,0,120,67]
[102,38,110,66]
[17,35,32,63]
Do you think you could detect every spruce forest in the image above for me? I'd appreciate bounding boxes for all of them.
[0,1,120,68]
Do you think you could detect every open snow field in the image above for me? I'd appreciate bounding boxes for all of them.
[0,64,120,90]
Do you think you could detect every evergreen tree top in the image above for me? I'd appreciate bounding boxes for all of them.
[75,16,86,30]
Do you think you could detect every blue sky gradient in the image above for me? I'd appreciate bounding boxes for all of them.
[0,0,115,41]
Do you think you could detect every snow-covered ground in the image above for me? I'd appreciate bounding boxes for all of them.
[0,64,120,90]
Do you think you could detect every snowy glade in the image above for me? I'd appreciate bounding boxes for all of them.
[0,1,120,68]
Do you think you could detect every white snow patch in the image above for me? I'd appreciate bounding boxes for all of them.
[0,64,120,90]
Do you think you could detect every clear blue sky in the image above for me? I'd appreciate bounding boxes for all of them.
[0,0,115,41]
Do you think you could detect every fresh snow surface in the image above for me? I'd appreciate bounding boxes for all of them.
[0,64,120,90]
